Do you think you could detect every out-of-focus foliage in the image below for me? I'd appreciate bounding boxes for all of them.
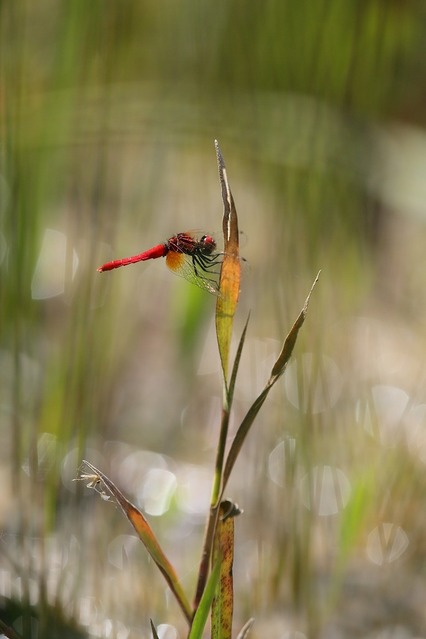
[1,1,426,637]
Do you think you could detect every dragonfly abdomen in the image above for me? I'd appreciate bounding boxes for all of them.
[97,243,167,272]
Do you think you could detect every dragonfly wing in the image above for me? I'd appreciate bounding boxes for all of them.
[165,251,221,295]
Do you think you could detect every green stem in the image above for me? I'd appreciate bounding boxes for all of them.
[193,502,220,610]
[194,399,230,608]
[211,403,230,504]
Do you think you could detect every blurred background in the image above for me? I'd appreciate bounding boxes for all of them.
[1,1,426,638]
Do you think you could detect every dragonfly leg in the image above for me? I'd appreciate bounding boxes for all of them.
[193,252,222,274]
[192,255,221,284]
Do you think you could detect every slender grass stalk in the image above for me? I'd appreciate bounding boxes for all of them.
[194,141,241,609]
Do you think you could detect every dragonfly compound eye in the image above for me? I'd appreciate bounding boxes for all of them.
[200,235,217,254]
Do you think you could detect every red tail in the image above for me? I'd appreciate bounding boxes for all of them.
[97,243,168,272]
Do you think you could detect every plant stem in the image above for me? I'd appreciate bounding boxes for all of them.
[194,401,230,608]
[193,502,220,609]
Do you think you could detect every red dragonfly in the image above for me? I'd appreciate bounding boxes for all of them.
[97,232,222,294]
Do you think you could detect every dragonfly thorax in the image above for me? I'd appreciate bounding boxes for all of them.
[167,233,217,257]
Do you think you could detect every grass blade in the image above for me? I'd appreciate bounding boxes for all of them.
[79,461,192,624]
[215,139,241,388]
[150,619,160,639]
[222,274,320,492]
[211,501,240,639]
[270,271,320,380]
[0,618,22,639]
[227,312,250,406]
[195,142,242,608]
[236,618,255,639]
[222,387,270,492]
[188,558,221,639]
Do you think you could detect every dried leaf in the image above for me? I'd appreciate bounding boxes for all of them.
[80,461,192,624]
[211,500,239,639]
[215,140,241,386]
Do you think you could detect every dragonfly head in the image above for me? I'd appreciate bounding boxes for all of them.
[199,234,217,255]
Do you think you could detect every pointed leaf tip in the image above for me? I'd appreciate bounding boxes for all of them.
[220,272,320,494]
[270,271,320,379]
[236,618,255,639]
[78,461,192,624]
[150,620,160,639]
[215,142,241,384]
